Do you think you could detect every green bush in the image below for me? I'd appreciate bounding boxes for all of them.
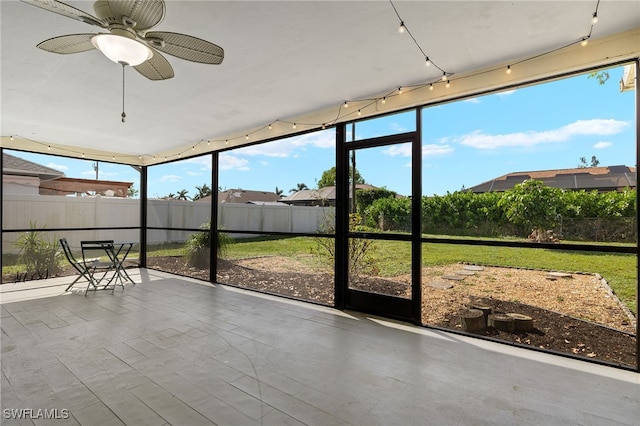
[184,221,233,268]
[13,223,62,278]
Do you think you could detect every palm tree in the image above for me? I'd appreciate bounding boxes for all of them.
[176,189,190,200]
[290,182,309,193]
[275,186,284,197]
[193,184,212,200]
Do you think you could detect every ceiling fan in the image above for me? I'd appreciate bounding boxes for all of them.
[20,0,224,80]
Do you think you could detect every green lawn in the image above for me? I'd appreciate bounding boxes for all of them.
[5,235,636,314]
[217,236,637,314]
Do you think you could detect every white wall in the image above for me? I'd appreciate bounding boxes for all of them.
[2,194,334,253]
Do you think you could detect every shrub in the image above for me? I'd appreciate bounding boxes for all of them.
[184,221,232,268]
[13,223,62,278]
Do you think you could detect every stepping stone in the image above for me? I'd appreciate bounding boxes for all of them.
[463,265,484,271]
[428,280,454,289]
[547,272,572,278]
[455,270,476,276]
[442,274,465,281]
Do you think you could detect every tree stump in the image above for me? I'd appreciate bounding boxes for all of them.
[469,304,492,324]
[506,313,534,332]
[460,309,486,333]
[488,314,515,332]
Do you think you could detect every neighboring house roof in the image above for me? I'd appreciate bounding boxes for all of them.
[281,184,378,204]
[39,177,133,197]
[2,152,64,180]
[469,165,637,193]
[215,189,281,204]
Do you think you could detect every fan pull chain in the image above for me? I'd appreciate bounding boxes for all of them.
[121,62,126,123]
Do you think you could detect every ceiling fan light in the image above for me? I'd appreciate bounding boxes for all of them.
[91,33,152,66]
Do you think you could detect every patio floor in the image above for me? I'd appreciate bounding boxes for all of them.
[1,269,639,425]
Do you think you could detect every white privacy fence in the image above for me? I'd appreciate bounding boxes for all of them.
[2,195,334,253]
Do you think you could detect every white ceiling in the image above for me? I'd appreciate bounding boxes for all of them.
[2,1,639,164]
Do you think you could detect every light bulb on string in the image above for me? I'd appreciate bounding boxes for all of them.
[293,123,297,129]
[357,109,362,116]
[425,56,431,67]
[446,80,450,88]
[398,87,403,94]
[429,83,434,91]
[344,101,349,108]
[10,135,14,141]
[268,123,273,130]
[441,72,447,81]
[592,13,598,24]
[506,65,512,74]
[581,37,589,46]
[381,97,386,104]
[398,21,406,34]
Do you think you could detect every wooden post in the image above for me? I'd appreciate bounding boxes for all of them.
[488,314,515,332]
[460,309,486,333]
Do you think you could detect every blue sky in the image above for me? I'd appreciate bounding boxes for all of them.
[8,65,635,198]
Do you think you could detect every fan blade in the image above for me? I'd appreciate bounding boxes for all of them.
[104,0,165,31]
[37,33,96,54]
[134,48,174,80]
[144,31,224,64]
[20,0,104,27]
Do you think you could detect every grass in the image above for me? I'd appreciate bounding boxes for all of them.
[215,236,638,314]
[4,235,636,314]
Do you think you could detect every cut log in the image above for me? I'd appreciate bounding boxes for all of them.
[469,304,492,324]
[488,314,515,332]
[506,313,534,332]
[460,309,486,333]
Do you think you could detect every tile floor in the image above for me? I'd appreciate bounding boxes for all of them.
[1,269,639,425]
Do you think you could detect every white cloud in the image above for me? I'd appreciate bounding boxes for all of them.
[383,143,454,158]
[46,162,68,171]
[185,157,212,170]
[383,144,412,157]
[464,98,481,104]
[458,118,629,150]
[423,144,454,157]
[219,153,250,171]
[233,131,334,157]
[593,141,612,149]
[495,90,516,96]
[186,170,203,176]
[160,174,182,182]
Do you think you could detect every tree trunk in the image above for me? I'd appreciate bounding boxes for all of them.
[488,314,515,332]
[506,313,534,332]
[469,304,492,324]
[460,309,486,333]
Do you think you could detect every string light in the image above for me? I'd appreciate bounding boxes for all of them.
[7,3,602,162]
[398,21,406,34]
